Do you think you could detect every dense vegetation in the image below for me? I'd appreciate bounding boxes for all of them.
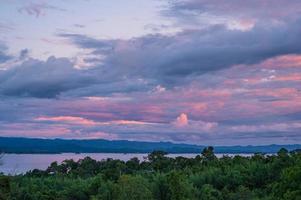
[1,147,301,200]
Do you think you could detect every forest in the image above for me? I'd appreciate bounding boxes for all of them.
[0,147,301,200]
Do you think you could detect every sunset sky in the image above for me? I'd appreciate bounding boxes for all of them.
[0,0,301,145]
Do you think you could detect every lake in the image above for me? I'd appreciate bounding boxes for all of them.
[0,153,253,175]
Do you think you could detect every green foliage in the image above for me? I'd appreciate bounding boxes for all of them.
[272,159,301,200]
[147,151,171,172]
[0,175,10,200]
[198,184,222,200]
[115,175,153,200]
[201,146,216,162]
[152,174,170,200]
[4,147,301,200]
[89,176,114,200]
[167,171,195,200]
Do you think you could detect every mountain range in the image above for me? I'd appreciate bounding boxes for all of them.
[0,137,300,154]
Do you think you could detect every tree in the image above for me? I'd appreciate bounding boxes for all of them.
[198,184,222,200]
[227,186,254,200]
[0,153,4,166]
[5,148,301,200]
[272,162,301,200]
[0,153,10,200]
[167,171,195,200]
[148,151,171,171]
[152,174,171,200]
[0,175,10,200]
[148,151,168,162]
[115,175,153,200]
[126,157,140,173]
[277,148,289,157]
[201,146,216,162]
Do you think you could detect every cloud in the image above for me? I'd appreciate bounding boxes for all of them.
[75,131,117,140]
[0,42,12,64]
[244,54,301,69]
[229,122,301,133]
[35,115,155,126]
[2,16,300,99]
[0,76,300,144]
[19,49,29,60]
[36,116,98,126]
[59,19,301,87]
[1,0,301,145]
[0,52,11,64]
[73,24,85,28]
[0,54,155,98]
[58,33,114,53]
[172,113,218,133]
[0,56,96,98]
[0,122,71,138]
[174,113,188,126]
[18,2,66,18]
[165,0,301,26]
[0,22,14,33]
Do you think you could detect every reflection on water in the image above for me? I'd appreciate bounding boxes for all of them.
[0,153,252,175]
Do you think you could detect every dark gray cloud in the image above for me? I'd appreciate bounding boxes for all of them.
[0,57,96,98]
[2,17,301,99]
[60,19,301,86]
[63,78,153,97]
[283,112,301,121]
[19,49,29,60]
[0,42,12,64]
[165,0,301,22]
[18,2,66,18]
[0,54,153,98]
[59,33,115,54]
[0,52,11,64]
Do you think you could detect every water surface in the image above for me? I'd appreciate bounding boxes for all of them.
[0,153,252,175]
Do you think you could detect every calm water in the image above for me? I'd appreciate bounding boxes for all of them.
[0,153,252,175]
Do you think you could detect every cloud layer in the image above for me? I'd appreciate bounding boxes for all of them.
[0,0,300,145]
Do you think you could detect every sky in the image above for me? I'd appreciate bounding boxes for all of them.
[0,0,301,145]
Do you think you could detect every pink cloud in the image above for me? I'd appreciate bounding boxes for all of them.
[248,88,299,98]
[35,115,155,126]
[73,131,118,140]
[171,113,218,133]
[240,54,301,69]
[274,74,301,82]
[36,116,97,126]
[174,113,189,127]
[230,122,301,133]
[110,120,154,125]
[0,123,71,138]
[229,19,256,31]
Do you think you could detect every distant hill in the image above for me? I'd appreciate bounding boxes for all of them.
[0,137,300,154]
